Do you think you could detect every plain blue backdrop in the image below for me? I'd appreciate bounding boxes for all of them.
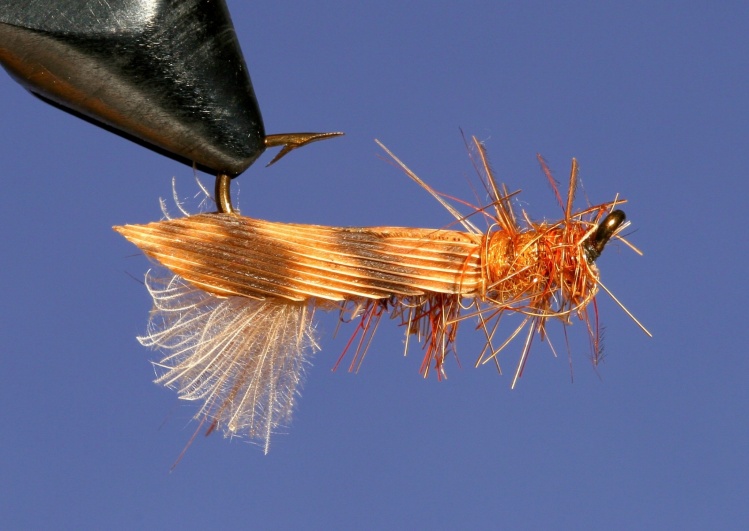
[1,2,747,529]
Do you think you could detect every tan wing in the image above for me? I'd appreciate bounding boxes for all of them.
[115,213,484,302]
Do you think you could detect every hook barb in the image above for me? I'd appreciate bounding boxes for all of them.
[264,131,344,166]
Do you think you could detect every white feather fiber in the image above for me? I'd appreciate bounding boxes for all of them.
[138,273,319,453]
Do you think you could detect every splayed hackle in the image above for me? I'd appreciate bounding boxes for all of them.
[139,274,318,453]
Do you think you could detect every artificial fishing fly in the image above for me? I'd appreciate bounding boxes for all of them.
[115,137,650,453]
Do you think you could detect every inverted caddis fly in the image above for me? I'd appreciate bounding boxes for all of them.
[115,137,650,453]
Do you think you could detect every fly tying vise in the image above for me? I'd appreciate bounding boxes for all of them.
[0,0,342,195]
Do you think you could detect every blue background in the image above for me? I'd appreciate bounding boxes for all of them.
[1,2,747,529]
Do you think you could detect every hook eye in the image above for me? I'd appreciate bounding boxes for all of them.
[585,210,626,262]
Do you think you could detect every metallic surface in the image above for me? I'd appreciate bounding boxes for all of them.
[214,173,234,214]
[263,131,344,167]
[585,210,627,262]
[0,0,266,176]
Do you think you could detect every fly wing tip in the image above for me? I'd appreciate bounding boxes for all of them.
[113,223,158,250]
[113,223,143,243]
